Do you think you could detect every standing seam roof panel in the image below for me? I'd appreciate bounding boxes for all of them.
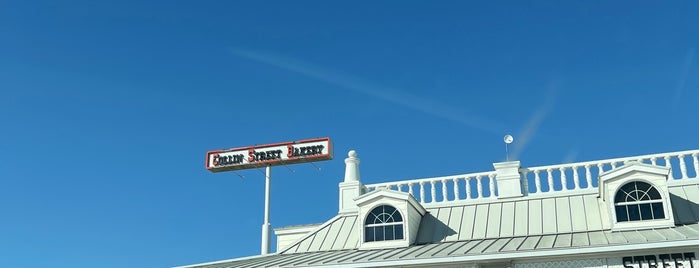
[529,199,543,235]
[514,201,529,236]
[501,236,526,251]
[458,206,477,240]
[571,232,590,247]
[445,206,464,242]
[570,195,588,232]
[486,203,502,238]
[555,197,572,233]
[472,204,489,239]
[500,202,515,237]
[483,238,511,253]
[681,185,699,222]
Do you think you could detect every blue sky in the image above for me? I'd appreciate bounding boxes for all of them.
[1,1,698,267]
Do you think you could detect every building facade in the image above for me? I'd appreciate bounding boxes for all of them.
[178,149,699,268]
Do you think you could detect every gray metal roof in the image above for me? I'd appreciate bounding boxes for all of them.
[179,222,699,268]
[277,183,699,255]
[176,150,699,268]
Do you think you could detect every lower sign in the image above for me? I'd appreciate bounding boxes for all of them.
[205,137,333,172]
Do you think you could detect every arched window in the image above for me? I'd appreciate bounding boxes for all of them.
[364,205,404,242]
[614,181,665,222]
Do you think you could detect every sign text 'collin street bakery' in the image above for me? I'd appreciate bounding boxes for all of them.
[205,137,332,172]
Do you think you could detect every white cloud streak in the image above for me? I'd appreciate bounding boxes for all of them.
[229,48,506,135]
[672,47,695,111]
[509,85,556,160]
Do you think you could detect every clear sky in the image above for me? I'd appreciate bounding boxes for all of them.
[1,1,698,267]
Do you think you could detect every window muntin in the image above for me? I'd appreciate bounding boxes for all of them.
[614,181,665,222]
[364,205,404,242]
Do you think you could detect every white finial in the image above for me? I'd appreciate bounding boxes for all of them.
[504,134,514,161]
[344,150,360,182]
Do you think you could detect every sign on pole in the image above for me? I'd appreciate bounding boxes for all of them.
[205,137,333,172]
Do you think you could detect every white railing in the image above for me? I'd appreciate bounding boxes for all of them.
[364,171,498,204]
[364,149,699,204]
[522,149,699,194]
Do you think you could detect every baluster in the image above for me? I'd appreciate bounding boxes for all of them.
[560,167,568,190]
[597,163,605,175]
[546,168,554,192]
[651,157,657,166]
[572,166,579,190]
[693,153,699,179]
[430,181,436,203]
[664,156,673,179]
[419,181,425,203]
[534,170,542,193]
[408,183,414,195]
[441,179,448,202]
[489,174,496,197]
[521,170,530,194]
[679,155,688,179]
[585,165,592,188]
[611,162,617,169]
[477,175,484,198]
[465,177,472,199]
[452,178,460,200]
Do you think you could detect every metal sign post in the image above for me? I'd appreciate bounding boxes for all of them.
[261,165,271,254]
[205,138,333,255]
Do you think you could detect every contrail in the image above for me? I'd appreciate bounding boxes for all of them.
[672,47,695,111]
[509,84,557,160]
[229,48,507,135]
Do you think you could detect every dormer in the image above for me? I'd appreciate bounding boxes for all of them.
[599,162,675,231]
[355,188,426,250]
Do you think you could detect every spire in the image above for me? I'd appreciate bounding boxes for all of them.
[344,150,360,182]
[339,150,363,213]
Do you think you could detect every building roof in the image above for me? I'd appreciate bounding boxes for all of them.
[176,149,699,268]
[179,222,699,268]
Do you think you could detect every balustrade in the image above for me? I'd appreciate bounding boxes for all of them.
[364,149,699,204]
[365,172,497,204]
[521,149,699,194]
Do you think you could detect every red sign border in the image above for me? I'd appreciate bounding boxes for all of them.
[205,137,333,172]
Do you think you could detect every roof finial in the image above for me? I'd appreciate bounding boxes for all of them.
[344,150,360,182]
[504,134,514,161]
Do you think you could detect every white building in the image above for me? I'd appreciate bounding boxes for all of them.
[178,149,699,268]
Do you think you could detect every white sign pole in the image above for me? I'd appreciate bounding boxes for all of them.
[205,138,333,255]
[261,165,272,254]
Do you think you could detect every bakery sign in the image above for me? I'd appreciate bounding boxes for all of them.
[205,137,332,172]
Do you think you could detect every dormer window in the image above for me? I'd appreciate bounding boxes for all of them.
[599,162,675,231]
[365,205,404,242]
[614,181,665,222]
[355,188,426,249]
